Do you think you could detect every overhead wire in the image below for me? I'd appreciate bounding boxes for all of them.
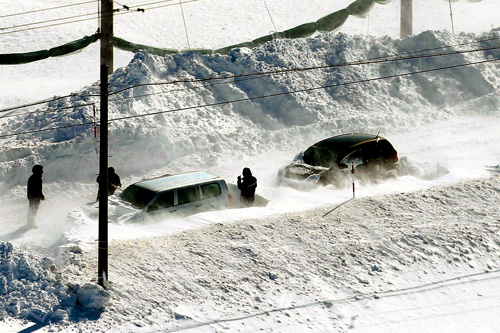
[2,11,105,31]
[0,74,269,120]
[179,0,191,50]
[105,43,500,96]
[124,0,198,11]
[0,92,99,114]
[1,56,499,140]
[106,57,500,122]
[0,0,200,36]
[0,102,97,120]
[0,121,96,139]
[262,0,278,34]
[0,0,97,19]
[95,41,500,102]
[1,41,500,117]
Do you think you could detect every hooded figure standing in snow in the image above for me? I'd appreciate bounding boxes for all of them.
[96,167,122,201]
[27,164,45,226]
[237,167,257,207]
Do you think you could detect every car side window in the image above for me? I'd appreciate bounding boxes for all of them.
[147,191,174,212]
[177,186,201,205]
[378,140,394,155]
[363,140,395,162]
[304,146,335,167]
[202,183,221,199]
[362,142,382,162]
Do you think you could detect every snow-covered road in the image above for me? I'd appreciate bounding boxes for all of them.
[1,0,500,331]
[2,113,499,258]
[56,175,500,332]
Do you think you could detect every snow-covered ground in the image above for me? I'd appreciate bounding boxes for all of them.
[1,0,500,332]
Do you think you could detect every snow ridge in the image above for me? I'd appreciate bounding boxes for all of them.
[1,29,499,189]
[0,242,110,325]
[45,175,500,332]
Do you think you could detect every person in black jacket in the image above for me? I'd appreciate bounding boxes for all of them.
[27,164,45,226]
[237,167,257,207]
[96,167,122,201]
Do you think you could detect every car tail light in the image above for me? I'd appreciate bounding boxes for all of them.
[228,194,233,208]
[394,150,399,162]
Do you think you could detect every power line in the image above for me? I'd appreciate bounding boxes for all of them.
[179,0,191,50]
[105,43,500,95]
[94,40,500,102]
[1,0,152,31]
[2,11,103,31]
[0,74,269,120]
[1,15,101,36]
[1,56,498,140]
[106,58,500,122]
[124,0,198,11]
[0,0,200,36]
[0,121,96,139]
[0,93,98,114]
[0,1,97,19]
[0,74,266,119]
[1,42,500,116]
[262,0,278,33]
[0,102,97,120]
[0,0,175,23]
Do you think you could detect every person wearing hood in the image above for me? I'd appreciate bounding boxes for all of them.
[96,167,122,201]
[237,167,257,207]
[27,164,45,226]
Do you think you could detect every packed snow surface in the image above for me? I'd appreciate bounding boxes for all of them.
[2,176,500,332]
[1,0,500,332]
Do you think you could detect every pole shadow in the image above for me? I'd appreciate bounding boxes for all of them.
[168,269,500,332]
[17,323,49,333]
[0,224,37,242]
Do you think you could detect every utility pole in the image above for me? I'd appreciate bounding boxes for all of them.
[101,0,114,74]
[400,0,413,39]
[98,64,109,288]
[98,0,113,288]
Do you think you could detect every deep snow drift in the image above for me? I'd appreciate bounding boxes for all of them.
[2,175,500,332]
[1,29,499,187]
[1,29,499,259]
[1,1,500,331]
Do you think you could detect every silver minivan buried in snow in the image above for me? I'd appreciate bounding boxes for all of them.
[106,171,232,222]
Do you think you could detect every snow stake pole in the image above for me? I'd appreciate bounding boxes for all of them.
[351,161,355,198]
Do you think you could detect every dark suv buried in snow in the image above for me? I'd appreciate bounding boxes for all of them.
[278,133,399,187]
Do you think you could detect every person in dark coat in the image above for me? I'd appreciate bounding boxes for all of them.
[27,164,45,226]
[237,167,257,207]
[96,167,122,201]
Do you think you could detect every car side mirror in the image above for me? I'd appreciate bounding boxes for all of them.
[305,174,320,183]
[293,151,304,162]
[341,149,363,167]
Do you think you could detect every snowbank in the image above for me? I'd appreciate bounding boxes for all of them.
[1,29,499,190]
[1,0,499,331]
[0,242,109,326]
[1,174,498,332]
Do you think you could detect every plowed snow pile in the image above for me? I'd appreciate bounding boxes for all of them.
[2,175,499,332]
[1,16,500,333]
[1,29,499,186]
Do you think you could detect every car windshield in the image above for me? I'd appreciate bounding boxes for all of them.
[120,184,156,209]
[302,145,341,167]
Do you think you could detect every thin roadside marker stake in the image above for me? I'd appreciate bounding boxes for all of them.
[322,198,354,218]
[351,162,355,199]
